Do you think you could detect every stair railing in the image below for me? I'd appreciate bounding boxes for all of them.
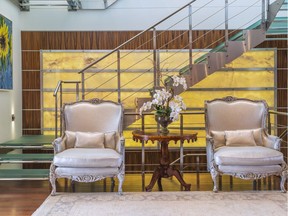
[79,0,197,100]
[53,80,81,138]
[78,0,277,105]
[268,110,288,137]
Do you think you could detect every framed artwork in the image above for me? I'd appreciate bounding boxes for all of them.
[0,14,12,90]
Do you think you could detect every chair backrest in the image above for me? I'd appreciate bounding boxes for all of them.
[205,96,268,133]
[63,99,123,134]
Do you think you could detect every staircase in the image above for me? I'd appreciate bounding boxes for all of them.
[0,135,54,180]
[131,0,287,117]
[145,0,286,97]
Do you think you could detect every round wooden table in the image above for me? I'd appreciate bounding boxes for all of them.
[132,130,197,192]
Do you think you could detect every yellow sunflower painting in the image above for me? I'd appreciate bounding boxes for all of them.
[0,15,12,90]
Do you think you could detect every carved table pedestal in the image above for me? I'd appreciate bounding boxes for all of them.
[132,130,197,192]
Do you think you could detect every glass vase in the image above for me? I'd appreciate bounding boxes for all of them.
[155,115,172,135]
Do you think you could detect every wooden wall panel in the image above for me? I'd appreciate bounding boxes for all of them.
[277,49,287,69]
[260,35,288,48]
[22,71,40,89]
[21,32,47,51]
[22,110,41,129]
[157,30,188,50]
[22,51,40,70]
[23,130,42,135]
[46,32,67,50]
[22,91,41,109]
[99,31,153,50]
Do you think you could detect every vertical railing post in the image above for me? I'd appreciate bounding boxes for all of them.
[153,28,160,88]
[180,114,184,176]
[117,50,121,103]
[225,0,229,47]
[188,4,193,73]
[81,72,85,100]
[268,111,271,134]
[76,82,79,102]
[54,93,58,138]
[261,0,266,30]
[267,0,271,25]
[60,83,63,137]
[141,114,145,191]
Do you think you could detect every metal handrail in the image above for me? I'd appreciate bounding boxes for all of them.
[53,80,81,138]
[79,0,197,99]
[53,80,81,97]
[79,0,275,102]
[268,110,288,134]
[269,110,288,116]
[78,0,196,74]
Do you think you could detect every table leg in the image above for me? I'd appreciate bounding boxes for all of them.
[145,167,161,192]
[167,167,191,191]
[157,177,163,191]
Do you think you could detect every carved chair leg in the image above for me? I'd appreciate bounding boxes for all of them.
[210,166,219,193]
[117,169,125,195]
[49,164,57,196]
[280,169,287,193]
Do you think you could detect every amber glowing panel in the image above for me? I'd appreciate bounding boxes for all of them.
[42,49,275,148]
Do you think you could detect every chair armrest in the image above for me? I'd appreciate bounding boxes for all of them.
[206,135,218,150]
[52,137,66,154]
[116,136,125,155]
[262,133,282,151]
[206,135,213,144]
[206,135,215,172]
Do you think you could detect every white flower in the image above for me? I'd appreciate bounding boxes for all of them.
[172,75,187,90]
[170,111,179,121]
[139,101,152,115]
[153,89,171,104]
[139,75,187,122]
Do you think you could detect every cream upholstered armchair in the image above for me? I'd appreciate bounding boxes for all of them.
[205,96,287,192]
[49,99,125,195]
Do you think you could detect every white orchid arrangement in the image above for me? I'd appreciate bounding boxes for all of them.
[139,75,187,121]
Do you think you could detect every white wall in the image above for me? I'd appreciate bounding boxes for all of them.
[0,0,22,142]
[20,0,263,31]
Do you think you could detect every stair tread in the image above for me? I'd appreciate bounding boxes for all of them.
[180,19,264,73]
[0,135,54,147]
[0,169,49,179]
[0,154,53,161]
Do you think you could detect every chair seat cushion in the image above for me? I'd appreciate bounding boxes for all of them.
[55,167,119,177]
[214,146,283,166]
[218,165,282,174]
[53,148,122,168]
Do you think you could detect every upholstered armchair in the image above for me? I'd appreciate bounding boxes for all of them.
[205,96,287,192]
[49,99,125,195]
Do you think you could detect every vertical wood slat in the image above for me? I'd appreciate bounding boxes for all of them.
[21,31,49,50]
[22,91,41,109]
[22,110,41,129]
[22,51,40,70]
[22,71,40,89]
